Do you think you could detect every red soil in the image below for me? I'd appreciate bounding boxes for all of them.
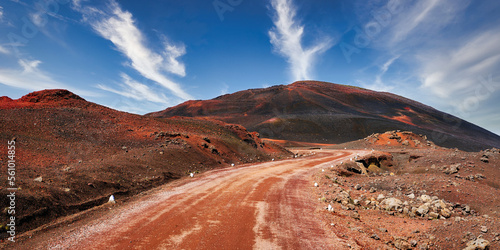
[0,89,292,239]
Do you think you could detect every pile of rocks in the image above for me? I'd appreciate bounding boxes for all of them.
[479,148,499,163]
[324,184,474,220]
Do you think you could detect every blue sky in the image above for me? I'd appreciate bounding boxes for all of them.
[1,0,499,135]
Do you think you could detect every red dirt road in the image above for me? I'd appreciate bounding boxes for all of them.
[14,150,368,249]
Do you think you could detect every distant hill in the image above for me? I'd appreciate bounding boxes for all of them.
[148,81,500,151]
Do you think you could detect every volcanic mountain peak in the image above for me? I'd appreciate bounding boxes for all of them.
[149,80,500,151]
[0,89,87,109]
[19,89,85,103]
[0,96,13,102]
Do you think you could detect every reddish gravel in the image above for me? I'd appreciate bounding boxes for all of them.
[7,150,368,249]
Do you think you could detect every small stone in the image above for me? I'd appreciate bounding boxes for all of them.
[464,205,471,213]
[418,243,429,250]
[464,238,490,250]
[403,207,409,215]
[108,195,116,204]
[408,193,415,199]
[419,194,431,203]
[410,240,418,247]
[377,194,385,201]
[327,204,334,212]
[379,228,388,232]
[481,226,488,233]
[480,156,489,163]
[369,187,377,193]
[354,184,362,190]
[351,212,360,220]
[417,204,430,216]
[440,208,452,218]
[33,176,43,182]
[371,234,380,240]
[428,211,439,219]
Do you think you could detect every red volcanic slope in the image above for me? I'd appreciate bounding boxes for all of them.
[0,89,291,236]
[148,81,500,151]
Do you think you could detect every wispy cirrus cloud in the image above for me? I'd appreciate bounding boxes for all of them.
[0,45,9,54]
[97,73,170,105]
[73,0,192,101]
[357,0,499,100]
[419,29,500,99]
[387,0,440,46]
[0,59,67,90]
[361,55,400,92]
[0,58,97,97]
[268,0,334,81]
[354,0,500,133]
[374,0,470,50]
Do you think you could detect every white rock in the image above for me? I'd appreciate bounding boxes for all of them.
[108,195,116,204]
[380,198,403,211]
[190,173,194,178]
[432,200,446,209]
[408,193,415,199]
[322,169,325,172]
[416,204,429,216]
[420,194,431,203]
[327,204,334,212]
[377,194,385,201]
[314,182,319,187]
[33,176,43,182]
[464,238,490,250]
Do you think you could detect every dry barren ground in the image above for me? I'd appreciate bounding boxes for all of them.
[6,150,367,249]
[4,148,498,250]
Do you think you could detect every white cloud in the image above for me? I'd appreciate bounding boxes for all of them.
[162,38,186,77]
[361,0,469,53]
[0,6,4,21]
[73,0,192,100]
[362,55,400,92]
[97,73,169,104]
[0,59,67,90]
[0,45,9,54]
[388,0,440,45]
[0,58,98,98]
[220,83,229,95]
[419,30,500,99]
[269,0,334,81]
[30,12,46,27]
[380,55,399,74]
